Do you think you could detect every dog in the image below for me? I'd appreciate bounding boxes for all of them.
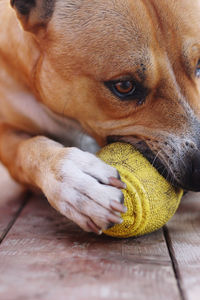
[1,0,200,235]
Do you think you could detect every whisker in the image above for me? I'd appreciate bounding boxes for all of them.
[151,150,162,168]
[158,152,176,184]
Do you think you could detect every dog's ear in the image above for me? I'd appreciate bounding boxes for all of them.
[10,0,55,32]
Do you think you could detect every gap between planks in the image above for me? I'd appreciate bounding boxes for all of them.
[0,196,29,245]
[163,226,186,300]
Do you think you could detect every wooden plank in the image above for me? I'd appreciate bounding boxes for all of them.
[166,192,200,300]
[0,196,181,300]
[0,164,25,241]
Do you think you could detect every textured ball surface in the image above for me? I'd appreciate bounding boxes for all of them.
[97,142,183,238]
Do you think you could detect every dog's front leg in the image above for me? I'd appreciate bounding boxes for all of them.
[0,124,126,234]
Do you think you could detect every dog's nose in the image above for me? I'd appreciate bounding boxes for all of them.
[185,151,200,191]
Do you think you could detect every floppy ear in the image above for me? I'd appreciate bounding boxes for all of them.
[10,0,55,32]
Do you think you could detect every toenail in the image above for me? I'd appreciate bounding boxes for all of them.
[123,206,128,213]
[120,193,124,204]
[122,182,127,189]
[117,171,121,180]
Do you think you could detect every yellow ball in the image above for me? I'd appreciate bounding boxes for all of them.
[97,142,183,238]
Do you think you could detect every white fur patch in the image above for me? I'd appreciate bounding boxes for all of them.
[41,147,123,231]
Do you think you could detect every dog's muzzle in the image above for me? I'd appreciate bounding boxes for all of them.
[107,135,200,192]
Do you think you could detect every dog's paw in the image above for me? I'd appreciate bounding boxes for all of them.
[41,147,126,234]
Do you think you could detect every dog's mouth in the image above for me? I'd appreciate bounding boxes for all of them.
[107,135,179,188]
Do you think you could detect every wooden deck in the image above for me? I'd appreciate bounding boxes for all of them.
[1,188,200,300]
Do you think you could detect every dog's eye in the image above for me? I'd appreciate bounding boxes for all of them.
[105,80,136,99]
[114,81,135,95]
[104,79,148,104]
[196,59,200,77]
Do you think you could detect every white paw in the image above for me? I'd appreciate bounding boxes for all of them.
[41,147,126,234]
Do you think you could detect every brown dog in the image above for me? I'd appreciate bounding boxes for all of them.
[1,0,200,234]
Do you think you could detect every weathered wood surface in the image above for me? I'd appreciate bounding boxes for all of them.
[166,192,200,300]
[0,196,181,300]
[0,164,25,240]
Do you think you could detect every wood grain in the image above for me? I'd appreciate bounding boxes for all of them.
[166,192,200,300]
[0,163,26,241]
[0,196,181,300]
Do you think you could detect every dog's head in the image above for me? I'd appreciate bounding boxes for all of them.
[12,0,200,191]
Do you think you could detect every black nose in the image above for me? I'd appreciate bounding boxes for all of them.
[186,151,200,191]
